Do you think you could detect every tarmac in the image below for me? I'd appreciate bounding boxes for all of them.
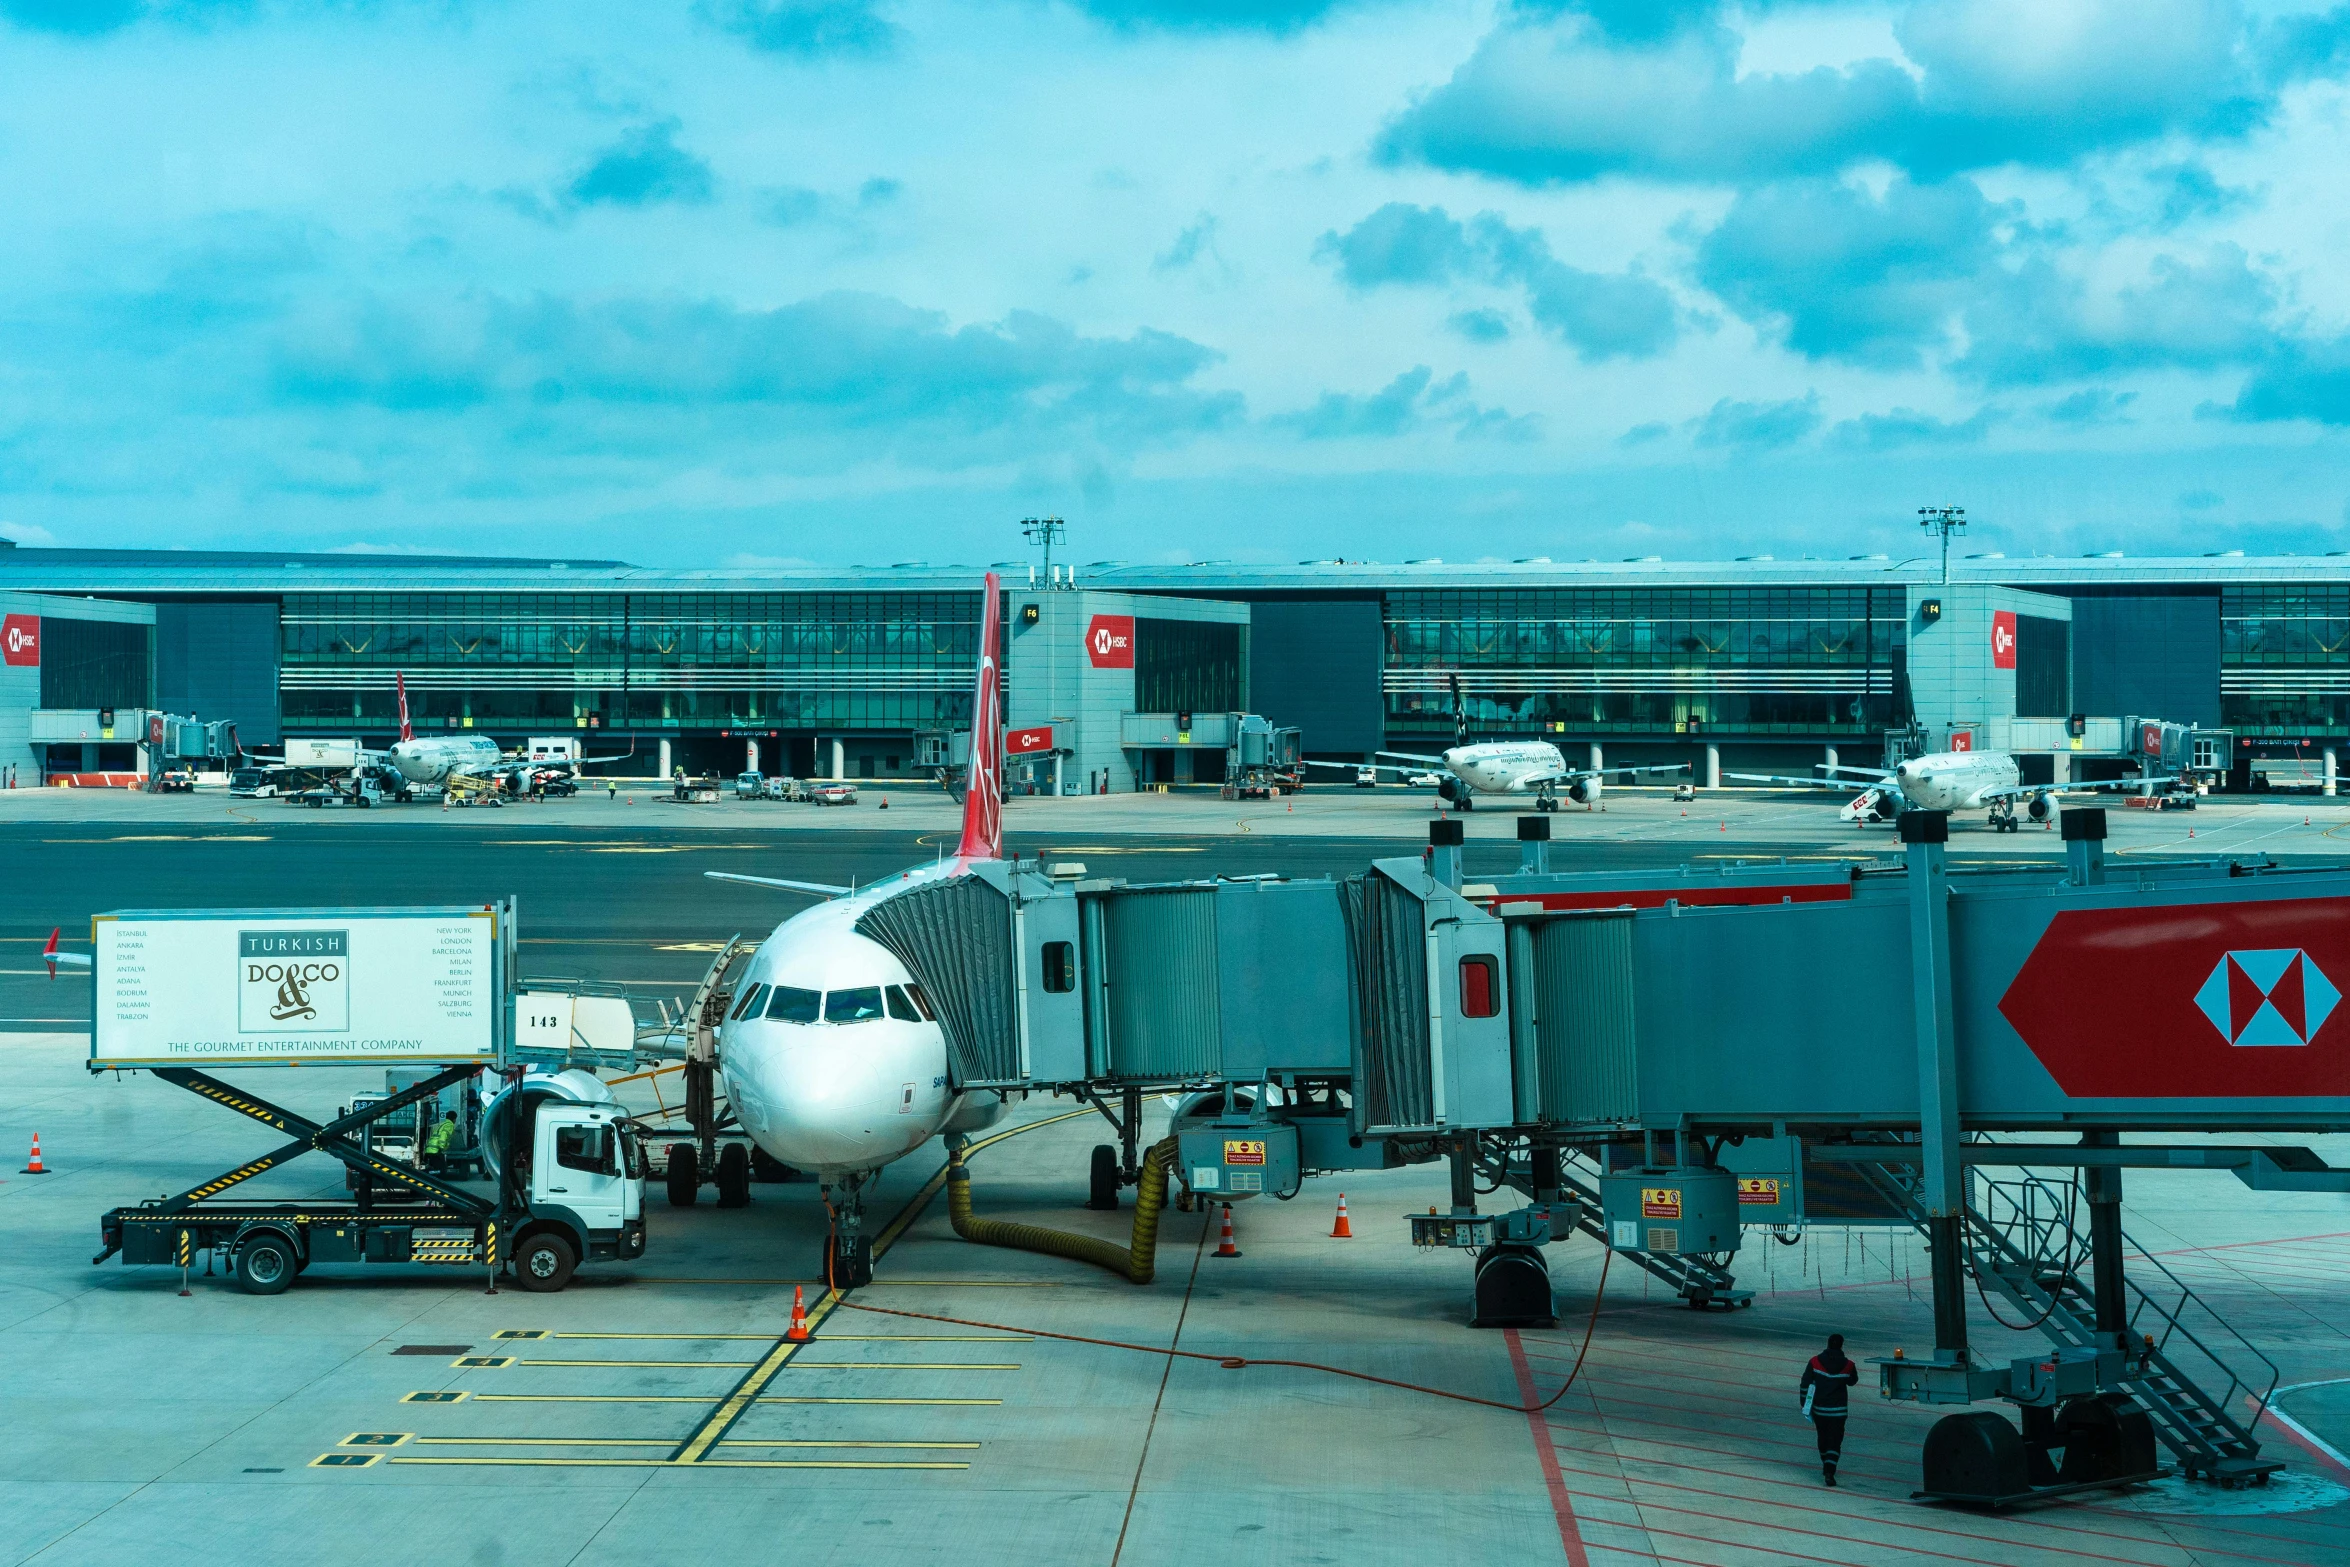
[6,784,2350,1565]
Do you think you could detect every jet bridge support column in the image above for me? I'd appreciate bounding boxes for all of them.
[1902,809,1968,1365]
[2063,806,2106,885]
[2083,1129,2127,1344]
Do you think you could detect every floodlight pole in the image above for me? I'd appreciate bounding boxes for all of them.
[1021,516,1067,590]
[1918,506,1967,585]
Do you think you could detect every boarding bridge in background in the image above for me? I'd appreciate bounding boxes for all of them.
[852,809,2350,1504]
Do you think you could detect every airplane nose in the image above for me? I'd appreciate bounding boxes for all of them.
[727,1029,910,1169]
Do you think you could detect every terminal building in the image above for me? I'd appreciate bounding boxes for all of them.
[1,537,2343,791]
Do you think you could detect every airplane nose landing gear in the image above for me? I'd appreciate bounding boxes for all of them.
[821,1177,875,1288]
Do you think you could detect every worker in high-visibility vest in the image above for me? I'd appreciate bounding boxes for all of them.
[423,1111,458,1172]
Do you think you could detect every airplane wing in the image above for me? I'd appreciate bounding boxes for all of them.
[1374,750,1450,766]
[1301,759,1414,775]
[1978,774,2175,804]
[1823,763,1893,779]
[1725,772,1852,789]
[704,871,854,898]
[1514,762,1692,788]
[42,927,92,977]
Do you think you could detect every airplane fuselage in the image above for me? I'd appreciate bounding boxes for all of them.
[1446,741,1577,796]
[718,861,1000,1181]
[1890,749,2022,813]
[390,734,502,787]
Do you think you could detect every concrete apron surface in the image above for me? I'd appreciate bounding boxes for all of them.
[5,1034,2350,1566]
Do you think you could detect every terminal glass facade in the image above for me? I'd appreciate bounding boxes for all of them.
[2222,585,2350,736]
[1381,587,1904,738]
[280,591,982,733]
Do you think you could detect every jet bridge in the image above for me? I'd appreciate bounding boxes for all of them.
[853,808,2350,1503]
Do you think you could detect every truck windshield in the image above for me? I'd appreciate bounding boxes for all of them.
[555,1124,615,1175]
[618,1128,646,1178]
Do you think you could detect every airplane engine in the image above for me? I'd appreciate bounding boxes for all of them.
[1437,777,1471,808]
[2028,794,2053,822]
[1566,777,1599,806]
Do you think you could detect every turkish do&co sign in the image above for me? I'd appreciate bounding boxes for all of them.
[91,908,499,1067]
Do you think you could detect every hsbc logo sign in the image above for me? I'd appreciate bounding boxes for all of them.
[2195,949,2341,1047]
[1086,614,1135,670]
[2,614,37,667]
[1990,609,2017,670]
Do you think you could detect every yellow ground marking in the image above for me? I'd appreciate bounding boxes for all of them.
[470,1394,1001,1406]
[517,1358,758,1368]
[389,1456,966,1470]
[514,1331,1028,1342]
[452,1356,512,1368]
[311,1453,378,1468]
[402,1391,468,1404]
[41,835,272,843]
[865,1279,1068,1287]
[408,1438,979,1450]
[339,1433,410,1447]
[785,1362,1020,1371]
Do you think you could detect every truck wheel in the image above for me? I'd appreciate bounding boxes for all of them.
[235,1234,297,1295]
[515,1232,577,1292]
[1088,1144,1120,1211]
[666,1143,699,1207]
[715,1142,752,1208]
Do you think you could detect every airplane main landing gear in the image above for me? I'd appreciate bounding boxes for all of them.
[1988,805,2021,833]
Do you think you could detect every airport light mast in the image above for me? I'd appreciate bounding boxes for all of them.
[1918,506,1966,585]
[1021,515,1068,589]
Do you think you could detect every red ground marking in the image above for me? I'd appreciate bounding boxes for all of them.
[1545,1454,2314,1567]
[1508,1326,1593,1567]
[1546,1403,1921,1486]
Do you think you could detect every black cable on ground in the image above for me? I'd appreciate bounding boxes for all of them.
[831,1246,1615,1416]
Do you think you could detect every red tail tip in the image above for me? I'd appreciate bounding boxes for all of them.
[954,573,1004,862]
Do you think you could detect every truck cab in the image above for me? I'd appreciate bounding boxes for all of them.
[515,1103,645,1288]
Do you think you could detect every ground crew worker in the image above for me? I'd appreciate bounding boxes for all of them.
[423,1111,458,1171]
[1799,1334,1858,1486]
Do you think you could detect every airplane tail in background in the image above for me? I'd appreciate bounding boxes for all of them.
[954,573,1004,861]
[396,673,413,743]
[1449,671,1467,748]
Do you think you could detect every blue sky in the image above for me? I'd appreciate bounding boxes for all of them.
[2,0,2348,566]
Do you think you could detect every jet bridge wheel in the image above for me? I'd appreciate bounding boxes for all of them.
[714,1142,753,1208]
[1088,1145,1121,1211]
[665,1142,700,1207]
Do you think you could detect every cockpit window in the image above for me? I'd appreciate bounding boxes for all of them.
[764,986,822,1024]
[825,987,886,1024]
[885,985,920,1022]
[729,982,766,1021]
[901,982,937,1021]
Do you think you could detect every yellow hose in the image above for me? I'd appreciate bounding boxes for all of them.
[946,1135,1181,1284]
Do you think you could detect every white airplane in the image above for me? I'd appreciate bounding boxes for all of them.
[387,674,503,789]
[1308,676,1684,810]
[1728,747,2168,832]
[698,574,1013,1284]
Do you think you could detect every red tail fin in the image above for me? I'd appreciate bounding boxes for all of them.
[954,573,1003,861]
[42,926,59,979]
[396,672,413,743]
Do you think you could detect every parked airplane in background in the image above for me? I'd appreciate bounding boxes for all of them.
[1310,675,1684,810]
[1730,747,2167,832]
[386,674,504,790]
[698,575,1012,1283]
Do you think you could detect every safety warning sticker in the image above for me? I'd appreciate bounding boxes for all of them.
[1737,1178,1782,1204]
[1640,1186,1681,1218]
[1224,1140,1266,1166]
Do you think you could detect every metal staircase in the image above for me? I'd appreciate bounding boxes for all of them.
[1853,1149,2281,1485]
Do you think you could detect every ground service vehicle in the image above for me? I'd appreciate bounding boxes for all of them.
[809,781,858,805]
[86,906,650,1294]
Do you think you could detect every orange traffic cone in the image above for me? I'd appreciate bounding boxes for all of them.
[785,1284,812,1342]
[1719,821,1727,832]
[1330,1193,1353,1239]
[1214,1203,1242,1259]
[23,1133,47,1174]
[879,796,889,810]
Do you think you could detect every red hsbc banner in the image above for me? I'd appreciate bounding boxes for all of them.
[1086,615,1135,669]
[1,614,38,667]
[1991,609,2017,670]
[2142,723,2163,757]
[1006,725,1054,756]
[1999,896,2350,1097]
[1948,730,1973,752]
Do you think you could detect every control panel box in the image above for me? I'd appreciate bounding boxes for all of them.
[1179,1123,1300,1198]
[1600,1168,1740,1255]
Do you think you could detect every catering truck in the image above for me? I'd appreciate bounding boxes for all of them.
[85,905,652,1294]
